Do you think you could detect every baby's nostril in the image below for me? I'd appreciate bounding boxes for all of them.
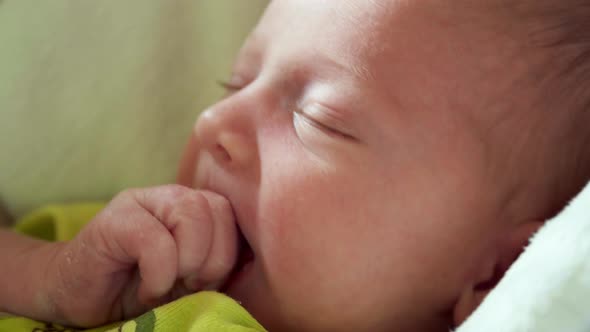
[215,143,232,162]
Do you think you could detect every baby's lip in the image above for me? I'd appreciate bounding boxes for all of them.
[199,184,258,256]
[224,199,257,258]
[194,169,258,266]
[232,204,257,258]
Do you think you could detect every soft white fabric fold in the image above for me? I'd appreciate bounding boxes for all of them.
[457,181,590,332]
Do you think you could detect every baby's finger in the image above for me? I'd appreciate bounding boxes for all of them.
[194,192,240,289]
[95,190,179,305]
[137,186,216,288]
[135,185,238,291]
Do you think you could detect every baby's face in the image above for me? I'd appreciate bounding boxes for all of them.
[179,1,521,331]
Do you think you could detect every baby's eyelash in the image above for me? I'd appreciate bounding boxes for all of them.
[217,80,243,92]
[294,109,357,141]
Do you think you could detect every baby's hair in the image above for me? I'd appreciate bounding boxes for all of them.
[517,0,590,115]
[525,0,590,209]
[535,1,590,113]
[475,0,590,217]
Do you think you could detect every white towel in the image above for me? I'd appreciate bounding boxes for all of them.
[456,181,590,332]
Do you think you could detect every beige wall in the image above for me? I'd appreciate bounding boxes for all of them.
[0,0,268,219]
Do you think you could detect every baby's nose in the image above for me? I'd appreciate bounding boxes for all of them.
[194,107,256,168]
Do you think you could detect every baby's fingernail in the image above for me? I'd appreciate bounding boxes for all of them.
[185,275,201,291]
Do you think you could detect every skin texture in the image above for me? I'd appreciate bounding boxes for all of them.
[1,0,588,331]
[179,1,501,331]
[177,0,588,331]
[0,186,239,327]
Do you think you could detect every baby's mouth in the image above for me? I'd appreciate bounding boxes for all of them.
[221,226,255,292]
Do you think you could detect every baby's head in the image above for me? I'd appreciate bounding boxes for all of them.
[177,1,590,331]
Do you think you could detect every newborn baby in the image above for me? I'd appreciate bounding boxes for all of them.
[1,0,589,331]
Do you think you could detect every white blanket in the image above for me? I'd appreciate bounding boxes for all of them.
[457,181,590,332]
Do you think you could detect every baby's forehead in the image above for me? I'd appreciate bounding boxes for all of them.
[237,1,412,85]
[238,0,516,116]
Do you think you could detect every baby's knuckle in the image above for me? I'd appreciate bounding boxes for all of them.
[201,192,233,220]
[111,188,145,209]
[162,185,212,213]
[199,190,228,204]
[207,256,235,278]
[209,194,232,211]
[161,184,191,199]
[180,190,212,212]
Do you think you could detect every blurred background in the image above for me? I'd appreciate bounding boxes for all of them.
[0,0,268,222]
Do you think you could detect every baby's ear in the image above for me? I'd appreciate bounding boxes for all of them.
[452,221,543,327]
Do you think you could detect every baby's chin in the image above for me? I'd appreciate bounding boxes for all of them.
[221,261,285,330]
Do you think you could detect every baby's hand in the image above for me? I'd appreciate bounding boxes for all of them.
[43,185,239,327]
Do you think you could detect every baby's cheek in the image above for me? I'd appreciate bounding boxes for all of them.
[260,193,351,298]
[257,191,321,276]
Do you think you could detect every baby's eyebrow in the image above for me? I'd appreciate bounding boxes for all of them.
[316,52,376,83]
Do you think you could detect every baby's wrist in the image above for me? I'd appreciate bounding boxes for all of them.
[34,241,69,322]
[0,231,66,322]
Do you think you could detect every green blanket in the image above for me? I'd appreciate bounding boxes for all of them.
[0,204,267,332]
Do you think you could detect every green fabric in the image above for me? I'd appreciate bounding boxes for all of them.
[0,204,267,332]
[13,204,104,241]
